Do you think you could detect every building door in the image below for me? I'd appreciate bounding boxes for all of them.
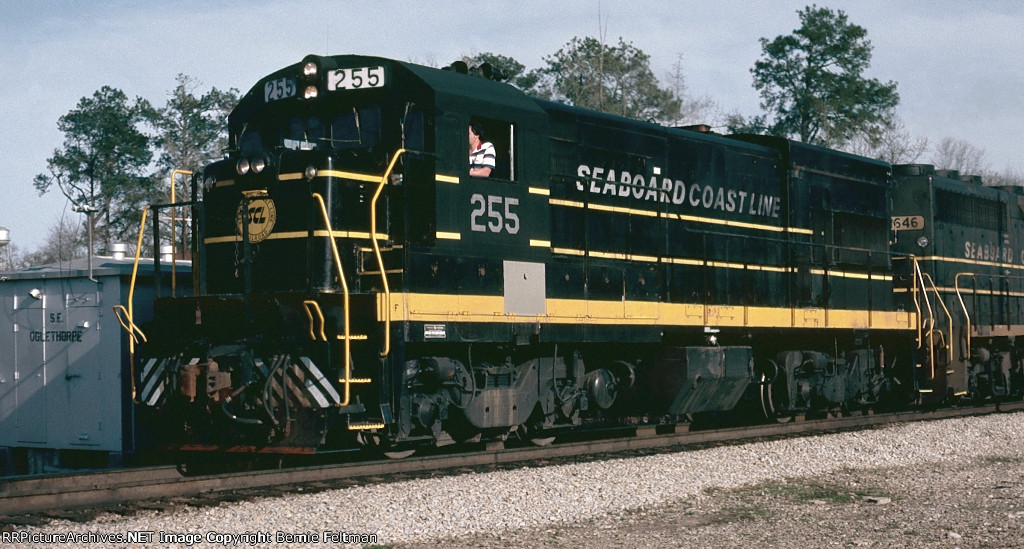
[62,282,107,448]
[13,292,48,444]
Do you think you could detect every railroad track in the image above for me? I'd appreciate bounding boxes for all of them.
[3,402,1022,517]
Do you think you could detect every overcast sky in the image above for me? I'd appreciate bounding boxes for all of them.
[2,0,1022,251]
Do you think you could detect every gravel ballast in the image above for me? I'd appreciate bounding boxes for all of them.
[4,412,1023,548]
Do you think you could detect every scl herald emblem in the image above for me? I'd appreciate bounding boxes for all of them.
[236,193,277,243]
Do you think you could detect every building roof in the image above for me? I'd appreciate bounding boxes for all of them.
[0,256,191,281]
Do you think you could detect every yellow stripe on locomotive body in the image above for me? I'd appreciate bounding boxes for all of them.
[549,197,816,236]
[544,247,889,282]
[907,255,1024,272]
[275,169,383,183]
[894,285,1024,298]
[277,168,462,185]
[382,292,916,331]
[204,230,390,244]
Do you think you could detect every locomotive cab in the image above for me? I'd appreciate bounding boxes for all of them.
[135,54,558,453]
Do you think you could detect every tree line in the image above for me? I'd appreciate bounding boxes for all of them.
[7,5,1019,269]
[8,76,238,268]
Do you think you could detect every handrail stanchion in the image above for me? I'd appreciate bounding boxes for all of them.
[370,148,406,358]
[955,272,974,361]
[169,169,192,296]
[114,205,151,403]
[312,192,354,407]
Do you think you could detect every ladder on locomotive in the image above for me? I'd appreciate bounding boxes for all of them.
[910,257,953,392]
[306,149,409,431]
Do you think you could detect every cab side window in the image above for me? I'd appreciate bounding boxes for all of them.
[469,117,514,180]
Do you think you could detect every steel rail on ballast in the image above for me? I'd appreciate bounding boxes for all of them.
[3,402,1022,517]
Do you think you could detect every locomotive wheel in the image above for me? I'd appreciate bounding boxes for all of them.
[383,448,417,460]
[357,431,417,459]
[457,433,483,444]
[758,359,793,423]
[516,423,555,447]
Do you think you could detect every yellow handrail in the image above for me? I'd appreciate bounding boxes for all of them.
[312,192,355,407]
[125,206,150,352]
[906,256,954,380]
[302,300,327,341]
[954,272,974,361]
[920,272,954,367]
[112,303,147,403]
[370,148,406,358]
[909,256,930,349]
[112,305,148,345]
[122,168,190,352]
[114,205,152,403]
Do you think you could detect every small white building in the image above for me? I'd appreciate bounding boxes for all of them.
[0,256,190,474]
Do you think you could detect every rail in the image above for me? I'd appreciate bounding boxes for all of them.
[112,305,147,346]
[311,192,359,407]
[123,206,151,349]
[954,272,974,361]
[302,299,328,341]
[908,256,952,380]
[117,198,196,402]
[5,402,1022,516]
[919,271,953,368]
[952,272,1024,360]
[113,206,154,402]
[910,256,930,348]
[369,148,406,358]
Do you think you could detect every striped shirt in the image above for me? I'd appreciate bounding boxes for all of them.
[470,141,496,174]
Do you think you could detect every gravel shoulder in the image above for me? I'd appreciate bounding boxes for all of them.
[399,455,1024,549]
